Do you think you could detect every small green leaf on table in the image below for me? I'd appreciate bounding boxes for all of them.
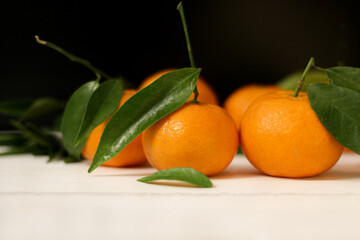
[138,167,213,188]
[74,79,123,146]
[88,68,201,173]
[307,83,360,154]
[61,81,99,159]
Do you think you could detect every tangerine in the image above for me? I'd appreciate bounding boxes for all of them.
[142,102,239,176]
[139,68,219,105]
[82,90,147,167]
[224,84,279,128]
[240,90,343,178]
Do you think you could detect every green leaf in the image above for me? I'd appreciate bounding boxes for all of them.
[74,79,123,146]
[88,68,201,173]
[20,98,64,121]
[277,70,328,91]
[0,100,34,116]
[61,81,99,159]
[237,147,243,155]
[326,67,360,93]
[52,113,63,131]
[12,121,52,148]
[0,124,82,163]
[307,83,360,154]
[0,133,27,146]
[47,150,64,162]
[63,155,82,163]
[2,122,62,157]
[138,167,213,188]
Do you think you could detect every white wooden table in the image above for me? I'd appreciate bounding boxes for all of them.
[1,152,360,240]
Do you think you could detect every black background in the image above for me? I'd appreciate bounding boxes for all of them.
[1,0,359,129]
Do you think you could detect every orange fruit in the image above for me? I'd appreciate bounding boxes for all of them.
[142,102,239,176]
[224,84,279,128]
[240,90,343,178]
[139,68,219,105]
[82,90,147,167]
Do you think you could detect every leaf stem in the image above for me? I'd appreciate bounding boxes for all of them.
[293,57,315,97]
[177,2,195,68]
[312,65,326,72]
[177,2,199,103]
[35,35,112,80]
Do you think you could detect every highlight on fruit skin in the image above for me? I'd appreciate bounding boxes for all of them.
[240,90,344,178]
[142,102,239,176]
[82,90,147,167]
[139,68,219,105]
[224,84,279,128]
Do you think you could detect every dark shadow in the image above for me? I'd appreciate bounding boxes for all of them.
[140,181,206,188]
[212,159,360,181]
[342,152,359,156]
[91,172,154,177]
[85,160,153,169]
[90,162,155,177]
[211,165,262,180]
[295,169,360,181]
[120,162,153,169]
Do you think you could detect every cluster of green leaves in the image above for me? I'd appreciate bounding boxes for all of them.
[58,67,213,187]
[87,68,201,172]
[61,79,124,160]
[58,69,200,163]
[32,35,213,187]
[0,98,70,161]
[30,36,127,163]
[0,98,63,121]
[0,36,125,163]
[307,67,360,154]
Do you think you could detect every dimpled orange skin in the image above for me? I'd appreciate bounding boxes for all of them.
[240,91,343,178]
[139,68,219,105]
[142,102,239,176]
[224,84,279,129]
[82,90,147,167]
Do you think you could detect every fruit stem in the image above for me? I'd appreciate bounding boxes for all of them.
[35,35,112,80]
[293,57,315,97]
[177,2,199,104]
